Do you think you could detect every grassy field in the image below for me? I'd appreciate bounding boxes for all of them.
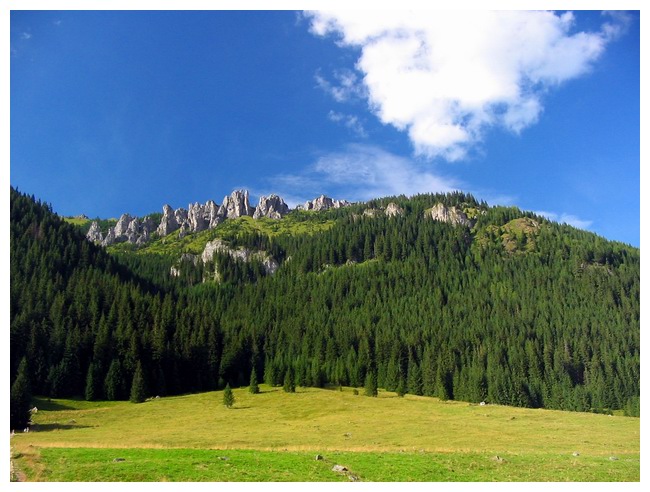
[10,385,640,482]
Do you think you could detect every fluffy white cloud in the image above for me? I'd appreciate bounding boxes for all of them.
[305,10,620,161]
[535,210,592,230]
[266,144,459,204]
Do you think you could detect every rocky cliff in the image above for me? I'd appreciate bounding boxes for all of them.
[87,189,350,247]
[426,203,474,227]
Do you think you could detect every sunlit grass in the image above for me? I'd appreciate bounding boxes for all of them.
[11,385,639,481]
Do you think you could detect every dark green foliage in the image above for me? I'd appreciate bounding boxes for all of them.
[364,367,378,397]
[10,358,32,430]
[283,366,296,393]
[9,187,640,419]
[249,367,260,394]
[129,362,147,403]
[223,383,235,408]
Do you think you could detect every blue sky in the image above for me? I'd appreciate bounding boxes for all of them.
[9,9,640,246]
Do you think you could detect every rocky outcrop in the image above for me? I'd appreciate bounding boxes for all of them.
[101,213,156,246]
[253,194,289,219]
[298,194,351,211]
[157,204,180,236]
[427,203,474,227]
[385,202,404,218]
[86,221,103,243]
[92,189,350,248]
[201,238,279,275]
[222,190,254,219]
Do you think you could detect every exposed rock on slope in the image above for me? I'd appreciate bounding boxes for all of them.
[253,194,289,219]
[298,195,351,211]
[93,189,350,247]
[202,238,279,275]
[222,189,254,219]
[86,221,103,243]
[385,202,404,218]
[427,203,474,227]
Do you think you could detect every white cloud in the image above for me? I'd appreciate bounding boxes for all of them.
[535,210,592,230]
[328,110,367,137]
[314,68,365,102]
[305,10,621,161]
[20,32,32,40]
[266,144,459,204]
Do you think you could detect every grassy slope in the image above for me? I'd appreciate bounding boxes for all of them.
[107,213,335,257]
[11,386,639,482]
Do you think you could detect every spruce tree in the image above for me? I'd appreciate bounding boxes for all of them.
[249,367,260,394]
[364,367,378,397]
[85,362,98,401]
[10,357,32,430]
[283,366,296,393]
[223,383,235,408]
[129,362,147,403]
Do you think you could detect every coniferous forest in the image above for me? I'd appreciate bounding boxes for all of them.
[9,187,640,428]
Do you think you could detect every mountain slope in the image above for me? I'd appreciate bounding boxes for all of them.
[9,187,640,424]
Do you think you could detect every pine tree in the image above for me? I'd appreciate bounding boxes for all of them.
[283,366,296,393]
[223,383,235,408]
[10,357,32,430]
[129,362,147,403]
[396,374,406,397]
[364,366,378,397]
[85,362,100,401]
[249,367,260,394]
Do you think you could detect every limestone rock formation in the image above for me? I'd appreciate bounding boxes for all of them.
[253,194,289,219]
[222,190,254,219]
[201,238,279,276]
[299,194,351,211]
[427,203,474,227]
[157,204,180,237]
[86,221,103,243]
[99,213,156,246]
[385,202,404,218]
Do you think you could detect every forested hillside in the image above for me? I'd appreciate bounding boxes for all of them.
[9,186,640,428]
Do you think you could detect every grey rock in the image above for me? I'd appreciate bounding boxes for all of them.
[113,213,135,237]
[86,221,103,243]
[253,194,289,219]
[331,465,348,473]
[303,195,351,211]
[222,189,254,219]
[427,203,474,227]
[385,202,404,217]
[201,239,279,276]
[157,204,180,237]
[101,227,116,247]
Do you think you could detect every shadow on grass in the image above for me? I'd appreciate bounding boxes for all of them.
[30,423,93,432]
[33,398,76,412]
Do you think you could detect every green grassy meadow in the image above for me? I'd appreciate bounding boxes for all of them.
[10,385,640,482]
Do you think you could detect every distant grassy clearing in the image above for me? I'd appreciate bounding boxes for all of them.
[11,386,639,481]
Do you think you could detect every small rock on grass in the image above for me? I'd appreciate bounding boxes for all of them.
[332,464,348,472]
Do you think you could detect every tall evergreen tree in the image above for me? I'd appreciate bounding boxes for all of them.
[10,357,32,430]
[283,366,296,393]
[249,367,260,394]
[129,362,147,403]
[364,366,378,397]
[223,383,235,408]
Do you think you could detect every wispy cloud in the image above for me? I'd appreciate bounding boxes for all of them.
[20,32,32,40]
[314,68,365,103]
[535,210,593,230]
[328,110,367,137]
[265,144,460,204]
[305,10,624,161]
